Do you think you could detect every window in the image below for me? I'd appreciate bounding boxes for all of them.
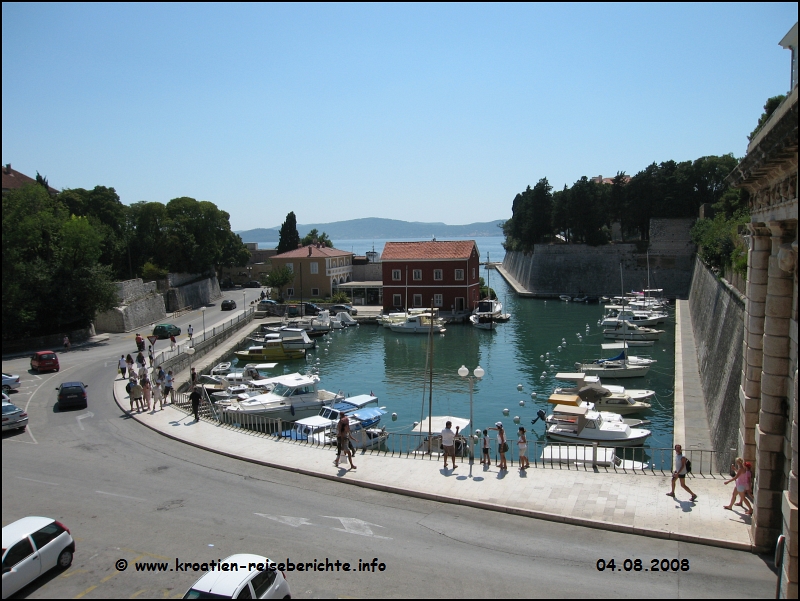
[310,262,318,274]
[393,294,402,307]
[433,269,442,280]
[413,294,423,307]
[455,269,464,281]
[434,294,443,307]
[251,570,277,597]
[311,288,319,296]
[472,268,475,279]
[392,269,401,281]
[31,523,64,550]
[3,538,34,568]
[286,288,294,297]
[235,583,253,599]
[413,269,422,280]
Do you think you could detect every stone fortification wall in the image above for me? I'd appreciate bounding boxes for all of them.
[502,218,696,298]
[352,262,382,281]
[95,278,167,334]
[688,257,745,463]
[166,277,222,311]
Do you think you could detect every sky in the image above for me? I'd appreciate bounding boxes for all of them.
[2,3,797,231]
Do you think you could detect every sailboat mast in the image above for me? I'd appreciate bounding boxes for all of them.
[427,297,434,445]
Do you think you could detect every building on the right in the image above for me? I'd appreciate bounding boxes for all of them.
[725,21,797,597]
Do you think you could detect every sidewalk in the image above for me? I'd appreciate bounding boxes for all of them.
[112,377,755,552]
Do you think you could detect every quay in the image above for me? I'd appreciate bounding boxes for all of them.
[113,303,752,552]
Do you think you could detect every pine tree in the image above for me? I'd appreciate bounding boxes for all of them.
[276,212,300,254]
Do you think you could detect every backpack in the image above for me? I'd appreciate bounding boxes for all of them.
[685,459,692,473]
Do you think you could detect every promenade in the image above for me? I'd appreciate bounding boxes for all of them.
[112,296,755,552]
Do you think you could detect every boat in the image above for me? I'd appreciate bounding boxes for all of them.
[559,295,571,302]
[576,343,652,379]
[602,321,664,341]
[389,313,447,334]
[336,311,359,327]
[218,372,346,422]
[554,372,655,402]
[546,390,651,421]
[469,313,499,330]
[210,362,232,376]
[411,416,470,456]
[282,394,381,440]
[600,306,668,327]
[250,328,316,350]
[234,341,306,362]
[540,445,648,470]
[545,404,651,447]
[377,308,430,328]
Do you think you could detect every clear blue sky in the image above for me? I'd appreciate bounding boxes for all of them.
[3,3,797,231]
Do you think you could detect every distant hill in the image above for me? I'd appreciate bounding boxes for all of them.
[237,218,505,244]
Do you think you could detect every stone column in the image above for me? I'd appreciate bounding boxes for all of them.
[740,224,771,462]
[751,221,795,551]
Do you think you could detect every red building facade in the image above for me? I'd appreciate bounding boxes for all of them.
[381,240,481,312]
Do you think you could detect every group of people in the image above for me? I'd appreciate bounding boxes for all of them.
[440,421,529,472]
[120,354,174,414]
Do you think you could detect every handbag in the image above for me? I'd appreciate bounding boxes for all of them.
[500,442,509,453]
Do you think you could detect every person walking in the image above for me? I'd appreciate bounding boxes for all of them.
[118,355,127,379]
[169,334,176,351]
[334,414,356,469]
[189,386,202,421]
[148,346,154,368]
[441,421,459,470]
[164,370,175,404]
[187,324,194,340]
[666,444,697,501]
[518,426,529,470]
[63,335,71,350]
[152,375,164,411]
[724,457,753,515]
[481,429,491,465]
[191,367,198,387]
[489,422,508,470]
[141,377,152,412]
[125,354,135,379]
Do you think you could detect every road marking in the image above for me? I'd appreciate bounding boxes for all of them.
[76,411,95,430]
[254,514,316,528]
[95,490,147,501]
[73,555,144,598]
[322,517,392,539]
[15,476,59,485]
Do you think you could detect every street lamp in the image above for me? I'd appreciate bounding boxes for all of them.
[201,306,206,342]
[458,364,485,477]
[186,346,196,391]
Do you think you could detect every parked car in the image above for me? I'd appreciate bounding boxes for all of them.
[1,516,75,598]
[244,281,263,288]
[30,351,59,373]
[2,373,21,392]
[2,401,28,431]
[55,382,88,410]
[152,324,181,339]
[221,299,237,311]
[302,302,322,315]
[183,554,290,599]
[329,304,357,316]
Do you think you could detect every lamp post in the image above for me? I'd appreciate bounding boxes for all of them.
[458,364,485,477]
[201,306,206,342]
[186,346,196,392]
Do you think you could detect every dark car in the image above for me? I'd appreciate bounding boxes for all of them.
[329,304,358,316]
[244,281,262,288]
[153,324,181,339]
[302,302,322,315]
[221,299,237,311]
[31,351,59,373]
[56,382,88,410]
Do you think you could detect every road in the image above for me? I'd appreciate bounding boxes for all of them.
[2,289,779,598]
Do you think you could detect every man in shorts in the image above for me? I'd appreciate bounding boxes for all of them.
[666,444,697,501]
[164,370,175,404]
[441,421,459,470]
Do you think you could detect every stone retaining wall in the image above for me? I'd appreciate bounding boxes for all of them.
[688,257,745,463]
[166,277,222,311]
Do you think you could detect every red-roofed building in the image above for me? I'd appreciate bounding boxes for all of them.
[270,244,354,300]
[2,164,59,196]
[381,240,481,312]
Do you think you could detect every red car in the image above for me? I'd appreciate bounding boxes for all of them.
[31,350,60,373]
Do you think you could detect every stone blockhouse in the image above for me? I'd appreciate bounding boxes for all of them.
[725,21,797,597]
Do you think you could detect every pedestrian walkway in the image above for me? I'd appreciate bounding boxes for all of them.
[112,377,753,551]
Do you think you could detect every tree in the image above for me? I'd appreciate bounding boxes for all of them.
[264,265,295,299]
[301,228,333,247]
[277,212,301,254]
[749,95,786,141]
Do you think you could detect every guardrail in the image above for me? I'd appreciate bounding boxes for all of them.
[172,305,192,318]
[163,396,731,476]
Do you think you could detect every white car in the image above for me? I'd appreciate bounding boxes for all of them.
[2,401,28,431]
[1,373,20,392]
[183,554,291,599]
[2,517,75,598]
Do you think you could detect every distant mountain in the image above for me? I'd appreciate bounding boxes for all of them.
[237,218,506,244]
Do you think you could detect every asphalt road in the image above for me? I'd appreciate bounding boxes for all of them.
[2,289,779,598]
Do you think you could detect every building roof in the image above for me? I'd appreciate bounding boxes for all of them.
[272,245,353,259]
[381,240,477,261]
[2,164,59,195]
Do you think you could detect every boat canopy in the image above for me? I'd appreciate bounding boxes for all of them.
[339,394,378,408]
[412,416,470,433]
[547,393,582,406]
[555,373,586,383]
[552,404,589,416]
[601,342,630,350]
[350,407,386,422]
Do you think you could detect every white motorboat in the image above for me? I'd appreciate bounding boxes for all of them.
[600,306,668,327]
[389,313,446,334]
[251,328,316,350]
[602,321,664,341]
[559,295,571,302]
[547,389,651,419]
[218,373,345,422]
[210,362,233,376]
[554,372,655,402]
[576,343,652,379]
[336,312,359,327]
[545,404,651,447]
[411,416,470,455]
[469,313,498,330]
[282,394,381,440]
[540,445,649,470]
[377,308,430,328]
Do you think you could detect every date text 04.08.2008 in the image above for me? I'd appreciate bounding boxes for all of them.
[596,559,690,572]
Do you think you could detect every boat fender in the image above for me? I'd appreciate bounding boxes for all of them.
[290,405,295,416]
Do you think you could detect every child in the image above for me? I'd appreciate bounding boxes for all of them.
[724,457,753,515]
[481,429,491,465]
